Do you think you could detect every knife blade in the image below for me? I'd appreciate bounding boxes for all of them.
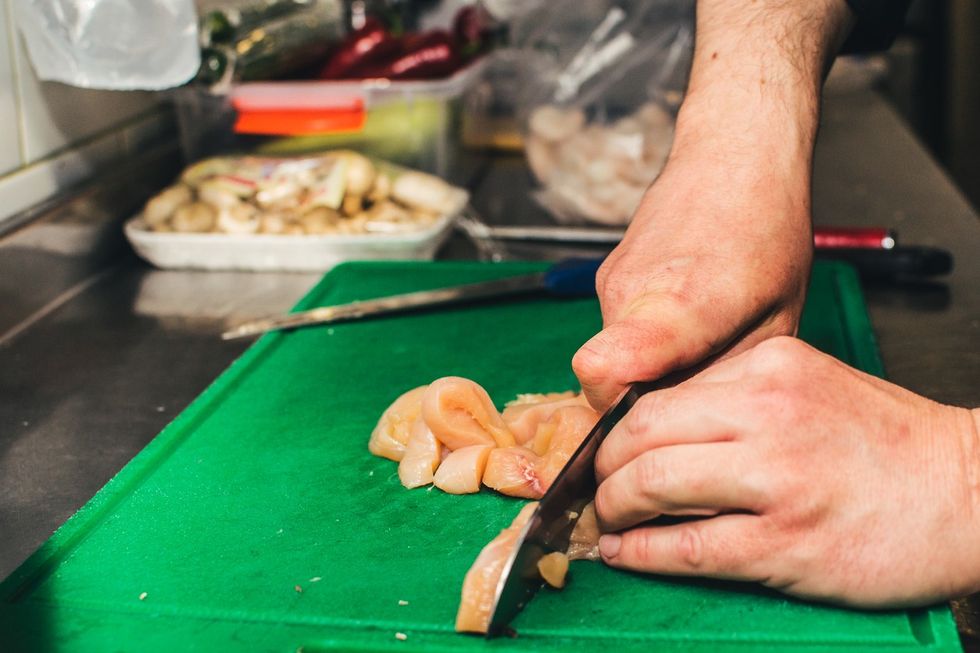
[485,379,662,637]
[464,224,897,250]
[221,258,603,340]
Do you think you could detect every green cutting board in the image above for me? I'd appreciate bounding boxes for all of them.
[0,261,961,653]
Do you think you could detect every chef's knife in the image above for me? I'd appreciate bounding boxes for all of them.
[221,258,603,340]
[485,379,663,637]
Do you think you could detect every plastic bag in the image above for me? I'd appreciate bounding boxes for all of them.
[512,0,694,225]
[12,0,199,90]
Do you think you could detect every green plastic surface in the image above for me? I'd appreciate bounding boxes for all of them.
[0,261,961,653]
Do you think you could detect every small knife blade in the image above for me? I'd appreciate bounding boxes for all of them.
[221,259,603,340]
[485,380,660,637]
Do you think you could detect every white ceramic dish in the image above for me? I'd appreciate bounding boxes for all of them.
[124,187,467,272]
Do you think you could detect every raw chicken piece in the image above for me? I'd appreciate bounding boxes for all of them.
[482,446,546,499]
[433,445,493,495]
[484,406,599,499]
[456,502,538,634]
[504,391,579,408]
[527,102,675,226]
[501,391,586,445]
[422,377,516,450]
[537,552,569,589]
[535,406,601,481]
[397,420,442,489]
[567,502,601,561]
[369,386,428,462]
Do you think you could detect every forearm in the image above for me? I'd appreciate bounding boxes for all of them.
[671,0,854,176]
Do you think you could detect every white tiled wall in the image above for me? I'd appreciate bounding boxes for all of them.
[0,1,21,176]
[0,0,176,225]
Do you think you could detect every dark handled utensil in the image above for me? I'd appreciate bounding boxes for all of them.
[816,246,953,279]
[221,258,603,340]
[485,379,668,637]
[224,240,954,340]
[467,225,897,249]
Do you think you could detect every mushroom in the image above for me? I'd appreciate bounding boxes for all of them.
[342,194,364,217]
[198,176,256,210]
[300,207,341,235]
[143,184,192,228]
[368,173,391,203]
[339,151,376,196]
[260,213,290,235]
[172,202,217,233]
[391,172,456,214]
[216,203,260,235]
[180,157,234,184]
[255,179,302,209]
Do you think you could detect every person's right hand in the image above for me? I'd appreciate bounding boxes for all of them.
[593,337,980,607]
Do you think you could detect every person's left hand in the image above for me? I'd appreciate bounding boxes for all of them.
[594,336,980,607]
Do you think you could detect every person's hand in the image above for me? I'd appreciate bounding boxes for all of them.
[572,137,813,409]
[593,336,980,607]
[570,0,859,411]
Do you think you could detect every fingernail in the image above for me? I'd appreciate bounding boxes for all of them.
[599,534,621,559]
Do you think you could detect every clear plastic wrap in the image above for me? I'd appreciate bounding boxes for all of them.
[512,0,694,226]
[12,0,200,90]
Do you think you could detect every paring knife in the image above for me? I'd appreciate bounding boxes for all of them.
[485,379,665,638]
[221,258,603,340]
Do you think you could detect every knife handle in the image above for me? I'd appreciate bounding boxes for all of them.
[542,258,603,297]
[816,246,953,279]
[813,227,895,249]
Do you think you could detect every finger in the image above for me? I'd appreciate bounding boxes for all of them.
[595,444,765,532]
[572,307,711,411]
[599,513,769,583]
[595,382,740,482]
[573,289,799,412]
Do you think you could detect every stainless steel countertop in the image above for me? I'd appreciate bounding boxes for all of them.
[1,89,978,640]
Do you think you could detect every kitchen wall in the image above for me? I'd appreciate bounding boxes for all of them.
[0,0,177,228]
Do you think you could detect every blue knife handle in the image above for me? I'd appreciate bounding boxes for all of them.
[542,258,603,297]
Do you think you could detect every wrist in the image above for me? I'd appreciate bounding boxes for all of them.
[671,88,816,180]
[668,0,854,186]
[946,406,980,596]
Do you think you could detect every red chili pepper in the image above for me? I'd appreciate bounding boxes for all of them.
[361,30,462,80]
[452,6,489,58]
[319,17,400,79]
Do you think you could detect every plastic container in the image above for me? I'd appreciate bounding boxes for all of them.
[170,61,485,178]
[124,207,461,272]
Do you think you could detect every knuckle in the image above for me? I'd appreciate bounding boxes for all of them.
[623,530,655,566]
[593,482,616,528]
[676,525,706,570]
[594,440,620,482]
[752,335,806,368]
[594,447,611,482]
[629,393,664,435]
[633,451,669,501]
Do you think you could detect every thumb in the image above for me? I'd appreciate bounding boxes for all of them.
[573,306,703,410]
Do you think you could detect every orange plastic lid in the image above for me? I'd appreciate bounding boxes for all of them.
[231,97,366,135]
